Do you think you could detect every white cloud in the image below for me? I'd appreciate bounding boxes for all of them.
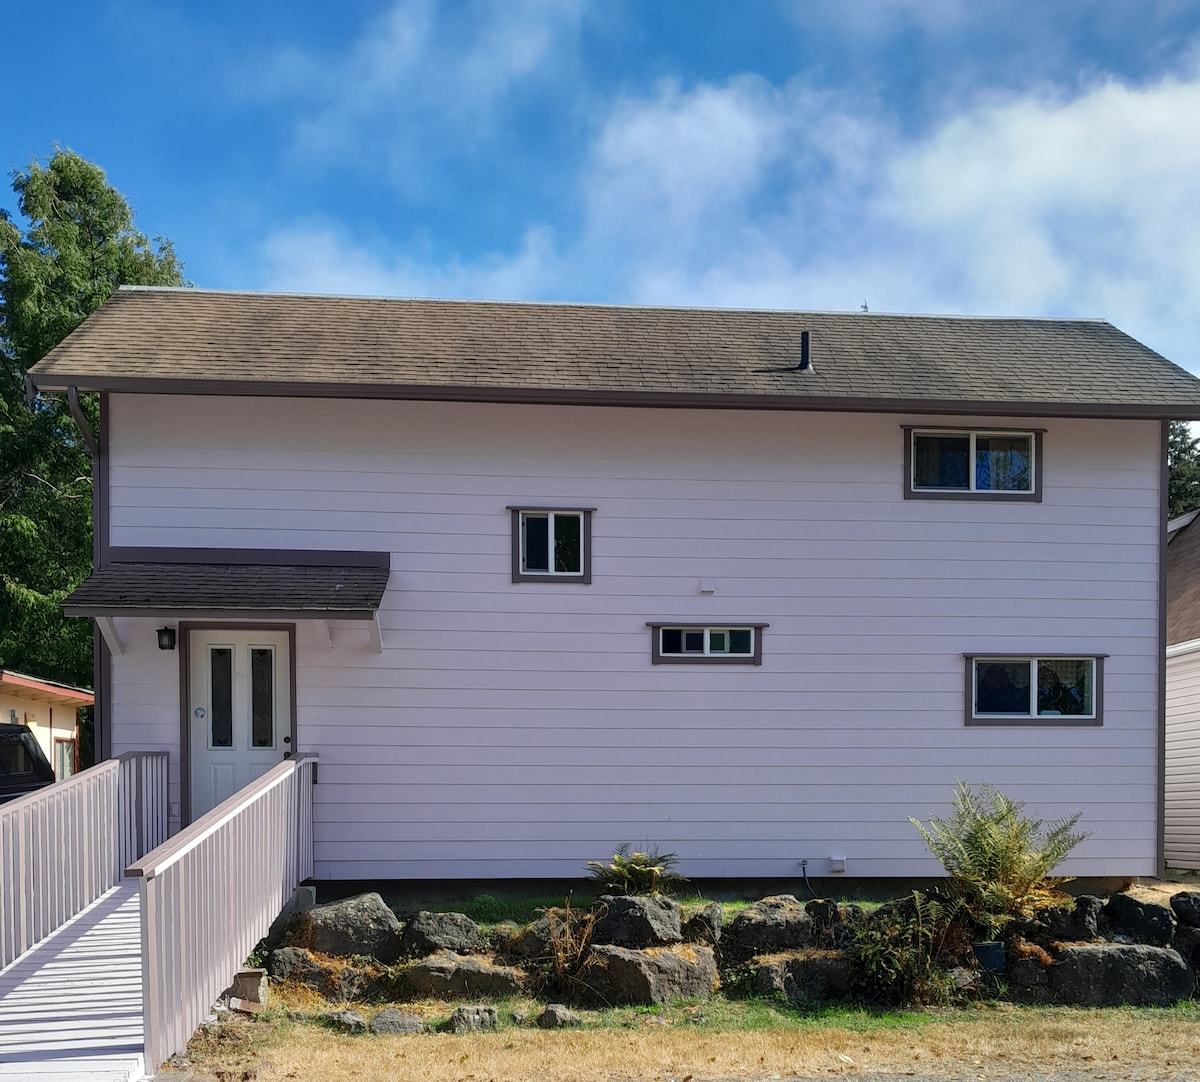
[258,60,1200,370]
[255,0,587,179]
[260,222,558,301]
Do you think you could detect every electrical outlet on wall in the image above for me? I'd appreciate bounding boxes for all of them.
[829,854,847,873]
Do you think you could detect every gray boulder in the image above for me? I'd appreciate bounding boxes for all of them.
[581,944,718,1005]
[1006,956,1052,1004]
[282,892,402,963]
[537,1004,583,1028]
[1101,893,1176,947]
[682,902,724,945]
[1051,944,1193,1006]
[369,1008,425,1035]
[400,911,484,957]
[504,915,556,961]
[448,1006,498,1033]
[751,949,851,1006]
[267,947,374,1002]
[322,1009,367,1033]
[1171,891,1200,929]
[405,950,525,998]
[721,895,812,964]
[592,896,682,949]
[1172,925,1200,969]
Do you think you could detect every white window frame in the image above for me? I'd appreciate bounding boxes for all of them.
[648,622,768,666]
[508,506,594,583]
[905,427,1043,502]
[966,654,1103,726]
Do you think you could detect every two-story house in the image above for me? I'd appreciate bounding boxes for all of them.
[28,286,1200,883]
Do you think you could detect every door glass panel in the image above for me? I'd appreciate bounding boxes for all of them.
[250,647,275,748]
[210,647,233,747]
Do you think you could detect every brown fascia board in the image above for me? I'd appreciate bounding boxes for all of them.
[107,547,390,568]
[26,373,1200,420]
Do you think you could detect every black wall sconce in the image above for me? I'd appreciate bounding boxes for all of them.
[156,626,177,651]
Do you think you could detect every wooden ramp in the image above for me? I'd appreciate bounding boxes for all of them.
[0,883,145,1082]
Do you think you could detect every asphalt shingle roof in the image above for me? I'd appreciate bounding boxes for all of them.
[27,286,1200,417]
[63,562,389,618]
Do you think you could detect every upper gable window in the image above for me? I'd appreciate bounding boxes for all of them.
[904,427,1042,502]
[508,507,594,584]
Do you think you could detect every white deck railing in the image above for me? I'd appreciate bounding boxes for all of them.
[0,751,169,970]
[127,756,316,1073]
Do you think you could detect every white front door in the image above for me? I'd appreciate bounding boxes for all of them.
[188,629,292,820]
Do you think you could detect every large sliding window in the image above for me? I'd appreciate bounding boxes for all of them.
[967,655,1102,726]
[905,428,1042,501]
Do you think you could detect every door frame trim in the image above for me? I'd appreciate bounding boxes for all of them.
[179,621,297,827]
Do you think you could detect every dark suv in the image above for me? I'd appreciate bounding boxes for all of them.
[0,724,56,804]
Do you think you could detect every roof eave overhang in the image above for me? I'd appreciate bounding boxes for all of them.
[64,605,378,621]
[27,373,1200,420]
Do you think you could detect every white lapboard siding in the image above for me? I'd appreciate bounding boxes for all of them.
[1166,647,1200,870]
[105,394,1163,880]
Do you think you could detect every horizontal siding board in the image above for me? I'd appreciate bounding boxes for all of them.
[105,396,1163,879]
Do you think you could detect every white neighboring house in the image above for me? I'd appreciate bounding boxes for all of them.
[1166,508,1200,870]
[27,286,1200,884]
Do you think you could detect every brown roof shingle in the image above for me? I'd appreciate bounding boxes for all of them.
[27,286,1200,417]
[64,562,389,619]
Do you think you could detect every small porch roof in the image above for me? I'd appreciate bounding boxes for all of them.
[64,549,390,621]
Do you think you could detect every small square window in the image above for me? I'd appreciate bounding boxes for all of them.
[509,507,594,583]
[648,623,767,665]
[966,655,1102,726]
[905,428,1042,501]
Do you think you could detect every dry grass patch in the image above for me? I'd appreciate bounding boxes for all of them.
[178,1002,1200,1081]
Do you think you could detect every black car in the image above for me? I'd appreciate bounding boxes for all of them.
[0,724,57,804]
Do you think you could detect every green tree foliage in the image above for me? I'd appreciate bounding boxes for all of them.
[0,149,184,692]
[1169,420,1200,519]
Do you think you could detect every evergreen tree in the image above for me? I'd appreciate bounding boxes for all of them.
[1168,420,1200,519]
[0,149,184,694]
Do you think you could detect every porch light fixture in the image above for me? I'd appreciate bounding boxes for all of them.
[156,626,177,651]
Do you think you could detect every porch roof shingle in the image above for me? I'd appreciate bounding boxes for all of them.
[64,559,390,619]
[27,286,1200,419]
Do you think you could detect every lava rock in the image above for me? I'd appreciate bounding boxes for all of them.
[322,1010,367,1033]
[399,911,485,957]
[1171,891,1200,929]
[682,902,724,945]
[751,949,851,1006]
[281,892,402,963]
[404,950,525,998]
[721,895,812,965]
[592,896,683,949]
[1100,893,1176,947]
[448,1006,498,1033]
[369,1008,424,1035]
[1051,944,1193,1006]
[537,1004,583,1028]
[580,944,718,1005]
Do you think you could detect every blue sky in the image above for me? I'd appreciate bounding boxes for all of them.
[5,0,1200,369]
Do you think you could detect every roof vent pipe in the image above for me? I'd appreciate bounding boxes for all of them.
[796,330,813,372]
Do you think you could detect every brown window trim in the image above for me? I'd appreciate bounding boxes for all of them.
[903,426,1045,502]
[963,653,1105,727]
[647,622,768,666]
[508,507,595,584]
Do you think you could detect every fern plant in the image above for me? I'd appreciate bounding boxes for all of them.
[910,781,1091,939]
[585,843,688,897]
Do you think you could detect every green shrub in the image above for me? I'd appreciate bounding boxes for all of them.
[910,781,1090,939]
[585,843,688,897]
[846,891,963,1006]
